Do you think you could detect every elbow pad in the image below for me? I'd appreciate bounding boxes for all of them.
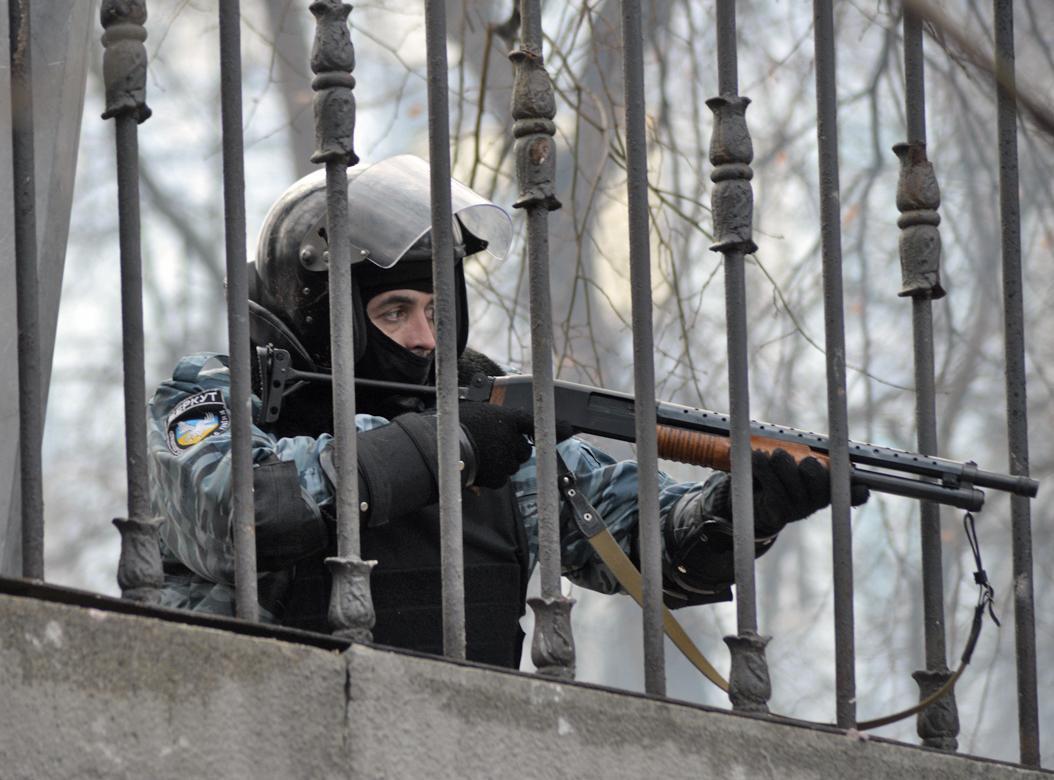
[660,485,776,608]
[360,414,439,525]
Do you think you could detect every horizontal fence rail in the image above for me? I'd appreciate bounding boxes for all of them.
[1,0,1044,770]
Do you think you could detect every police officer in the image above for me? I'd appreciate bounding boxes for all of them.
[147,155,866,667]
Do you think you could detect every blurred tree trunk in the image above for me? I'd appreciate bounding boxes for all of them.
[264,0,317,178]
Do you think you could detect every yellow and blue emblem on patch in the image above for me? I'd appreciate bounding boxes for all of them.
[165,390,232,454]
[175,413,222,447]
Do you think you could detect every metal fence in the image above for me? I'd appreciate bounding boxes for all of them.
[7,0,1044,768]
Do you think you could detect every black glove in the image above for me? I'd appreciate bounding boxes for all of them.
[457,403,575,489]
[327,405,572,525]
[350,406,536,517]
[458,403,535,489]
[661,450,869,606]
[733,448,869,537]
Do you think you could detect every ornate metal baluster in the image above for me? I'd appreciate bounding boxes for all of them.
[423,0,467,660]
[709,0,769,715]
[216,1,259,620]
[895,6,956,751]
[620,0,665,695]
[101,0,163,603]
[11,0,44,580]
[993,0,1039,766]
[511,0,574,679]
[813,0,856,728]
[310,0,375,642]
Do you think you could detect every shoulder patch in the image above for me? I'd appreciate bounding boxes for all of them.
[166,389,231,454]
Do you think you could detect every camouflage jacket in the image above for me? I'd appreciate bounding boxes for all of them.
[147,353,728,619]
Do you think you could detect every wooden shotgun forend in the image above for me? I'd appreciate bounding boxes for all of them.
[655,425,830,471]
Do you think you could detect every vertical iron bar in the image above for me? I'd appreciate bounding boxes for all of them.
[993,0,1040,766]
[903,11,926,145]
[710,0,770,714]
[897,6,957,751]
[620,0,664,696]
[512,0,575,678]
[812,0,856,729]
[101,0,164,604]
[423,0,466,660]
[9,0,44,580]
[310,0,375,642]
[217,1,258,621]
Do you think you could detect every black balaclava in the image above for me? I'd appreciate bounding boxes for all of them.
[354,257,436,417]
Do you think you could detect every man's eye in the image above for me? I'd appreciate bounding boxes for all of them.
[381,308,404,322]
[425,305,435,322]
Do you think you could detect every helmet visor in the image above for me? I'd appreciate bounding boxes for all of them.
[345,155,512,268]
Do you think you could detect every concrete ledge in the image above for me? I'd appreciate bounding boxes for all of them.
[347,644,1047,780]
[1,592,1047,779]
[1,592,348,779]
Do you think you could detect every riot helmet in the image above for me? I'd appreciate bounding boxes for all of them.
[249,155,512,374]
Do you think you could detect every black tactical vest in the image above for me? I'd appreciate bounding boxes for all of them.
[258,360,530,668]
[279,483,530,669]
[364,484,529,666]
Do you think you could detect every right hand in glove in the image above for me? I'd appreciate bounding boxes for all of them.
[457,403,535,489]
[457,402,575,489]
[345,403,572,526]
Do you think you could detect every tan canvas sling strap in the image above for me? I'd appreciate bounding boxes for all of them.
[555,454,729,692]
[553,456,996,727]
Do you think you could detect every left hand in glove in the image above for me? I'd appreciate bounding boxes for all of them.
[661,448,870,602]
[748,448,869,537]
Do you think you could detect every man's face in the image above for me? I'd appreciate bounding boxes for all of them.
[365,289,436,357]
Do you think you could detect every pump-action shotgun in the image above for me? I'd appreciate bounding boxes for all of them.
[257,346,1040,512]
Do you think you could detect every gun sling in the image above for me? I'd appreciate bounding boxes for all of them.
[555,454,730,693]
[554,455,995,731]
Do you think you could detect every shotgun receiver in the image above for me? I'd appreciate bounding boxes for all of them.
[462,374,1039,512]
[256,346,1039,512]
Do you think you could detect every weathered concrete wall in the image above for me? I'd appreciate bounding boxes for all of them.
[1,592,1048,780]
[2,594,349,779]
